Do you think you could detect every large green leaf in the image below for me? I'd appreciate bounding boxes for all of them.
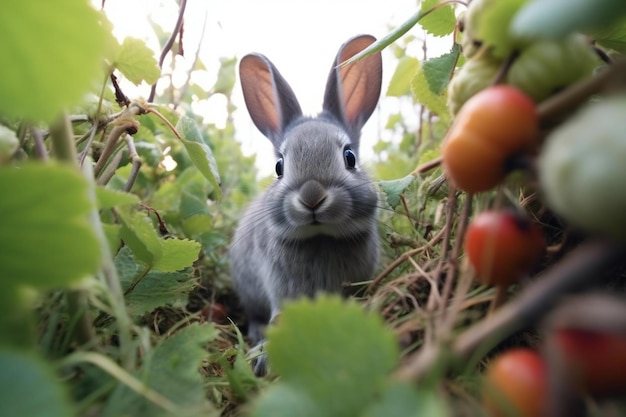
[0,164,101,289]
[118,209,200,272]
[152,238,201,272]
[176,116,222,200]
[0,350,73,417]
[115,247,197,317]
[0,0,109,120]
[255,296,399,417]
[96,186,140,209]
[587,17,626,53]
[419,0,457,37]
[101,323,218,417]
[423,43,460,95]
[512,0,626,38]
[379,174,417,208]
[118,209,162,267]
[387,56,419,97]
[363,382,449,417]
[114,37,161,85]
[411,63,451,123]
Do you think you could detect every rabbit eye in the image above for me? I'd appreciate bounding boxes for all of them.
[343,147,356,169]
[275,157,284,177]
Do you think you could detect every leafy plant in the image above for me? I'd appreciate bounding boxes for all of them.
[2,0,626,416]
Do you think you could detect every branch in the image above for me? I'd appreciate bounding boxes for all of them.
[395,239,626,381]
[148,0,188,102]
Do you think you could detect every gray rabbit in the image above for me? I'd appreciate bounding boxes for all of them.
[229,34,382,375]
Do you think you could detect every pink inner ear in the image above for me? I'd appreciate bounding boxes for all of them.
[240,56,282,136]
[340,65,369,125]
[336,36,379,126]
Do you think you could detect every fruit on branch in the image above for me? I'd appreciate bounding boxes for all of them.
[538,96,626,239]
[442,85,538,193]
[507,35,601,103]
[447,56,501,116]
[465,210,545,287]
[482,348,548,417]
[554,327,626,396]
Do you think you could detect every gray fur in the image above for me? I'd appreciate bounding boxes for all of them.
[229,35,382,374]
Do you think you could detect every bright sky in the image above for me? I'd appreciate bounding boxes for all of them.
[101,0,450,175]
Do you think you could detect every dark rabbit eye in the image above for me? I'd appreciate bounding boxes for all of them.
[275,157,284,177]
[343,147,356,169]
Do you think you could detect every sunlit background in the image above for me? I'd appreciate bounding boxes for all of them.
[99,0,451,175]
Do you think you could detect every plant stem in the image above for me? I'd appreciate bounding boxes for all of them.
[537,58,626,127]
[395,239,626,382]
[49,112,95,346]
[30,127,49,161]
[82,159,135,369]
[49,111,78,163]
[148,0,188,102]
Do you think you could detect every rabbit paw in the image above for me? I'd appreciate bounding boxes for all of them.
[248,339,268,376]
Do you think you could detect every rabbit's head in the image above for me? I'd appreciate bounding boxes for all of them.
[239,35,382,241]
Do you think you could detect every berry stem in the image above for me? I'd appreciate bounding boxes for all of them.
[537,59,626,128]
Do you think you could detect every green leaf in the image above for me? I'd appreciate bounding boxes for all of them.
[0,164,100,289]
[252,385,319,417]
[411,64,451,123]
[419,0,457,37]
[115,247,197,317]
[102,223,122,255]
[114,37,161,85]
[221,328,262,401]
[512,0,626,39]
[211,56,237,95]
[588,17,626,53]
[118,209,162,267]
[379,174,417,208]
[0,0,109,121]
[0,350,73,417]
[96,186,140,209]
[387,56,419,97]
[476,0,529,59]
[363,382,449,417]
[179,190,210,219]
[152,238,200,272]
[262,296,399,417]
[101,323,218,417]
[176,116,222,200]
[423,44,460,95]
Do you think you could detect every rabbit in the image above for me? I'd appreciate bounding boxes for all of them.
[229,34,383,375]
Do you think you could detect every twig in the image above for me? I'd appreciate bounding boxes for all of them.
[413,156,443,175]
[93,103,144,178]
[123,135,141,192]
[367,227,446,294]
[437,193,472,328]
[395,239,626,382]
[30,126,48,161]
[49,112,94,345]
[111,73,130,107]
[81,159,135,369]
[491,50,519,85]
[173,9,209,109]
[148,0,188,102]
[537,58,626,127]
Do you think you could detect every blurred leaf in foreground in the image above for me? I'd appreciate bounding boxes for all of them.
[252,296,399,417]
[0,0,109,120]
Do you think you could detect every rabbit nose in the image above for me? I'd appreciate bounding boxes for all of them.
[298,180,327,210]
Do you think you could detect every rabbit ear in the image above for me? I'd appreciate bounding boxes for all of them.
[322,35,382,146]
[239,53,303,148]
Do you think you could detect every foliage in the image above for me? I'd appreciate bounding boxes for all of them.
[2,0,626,417]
